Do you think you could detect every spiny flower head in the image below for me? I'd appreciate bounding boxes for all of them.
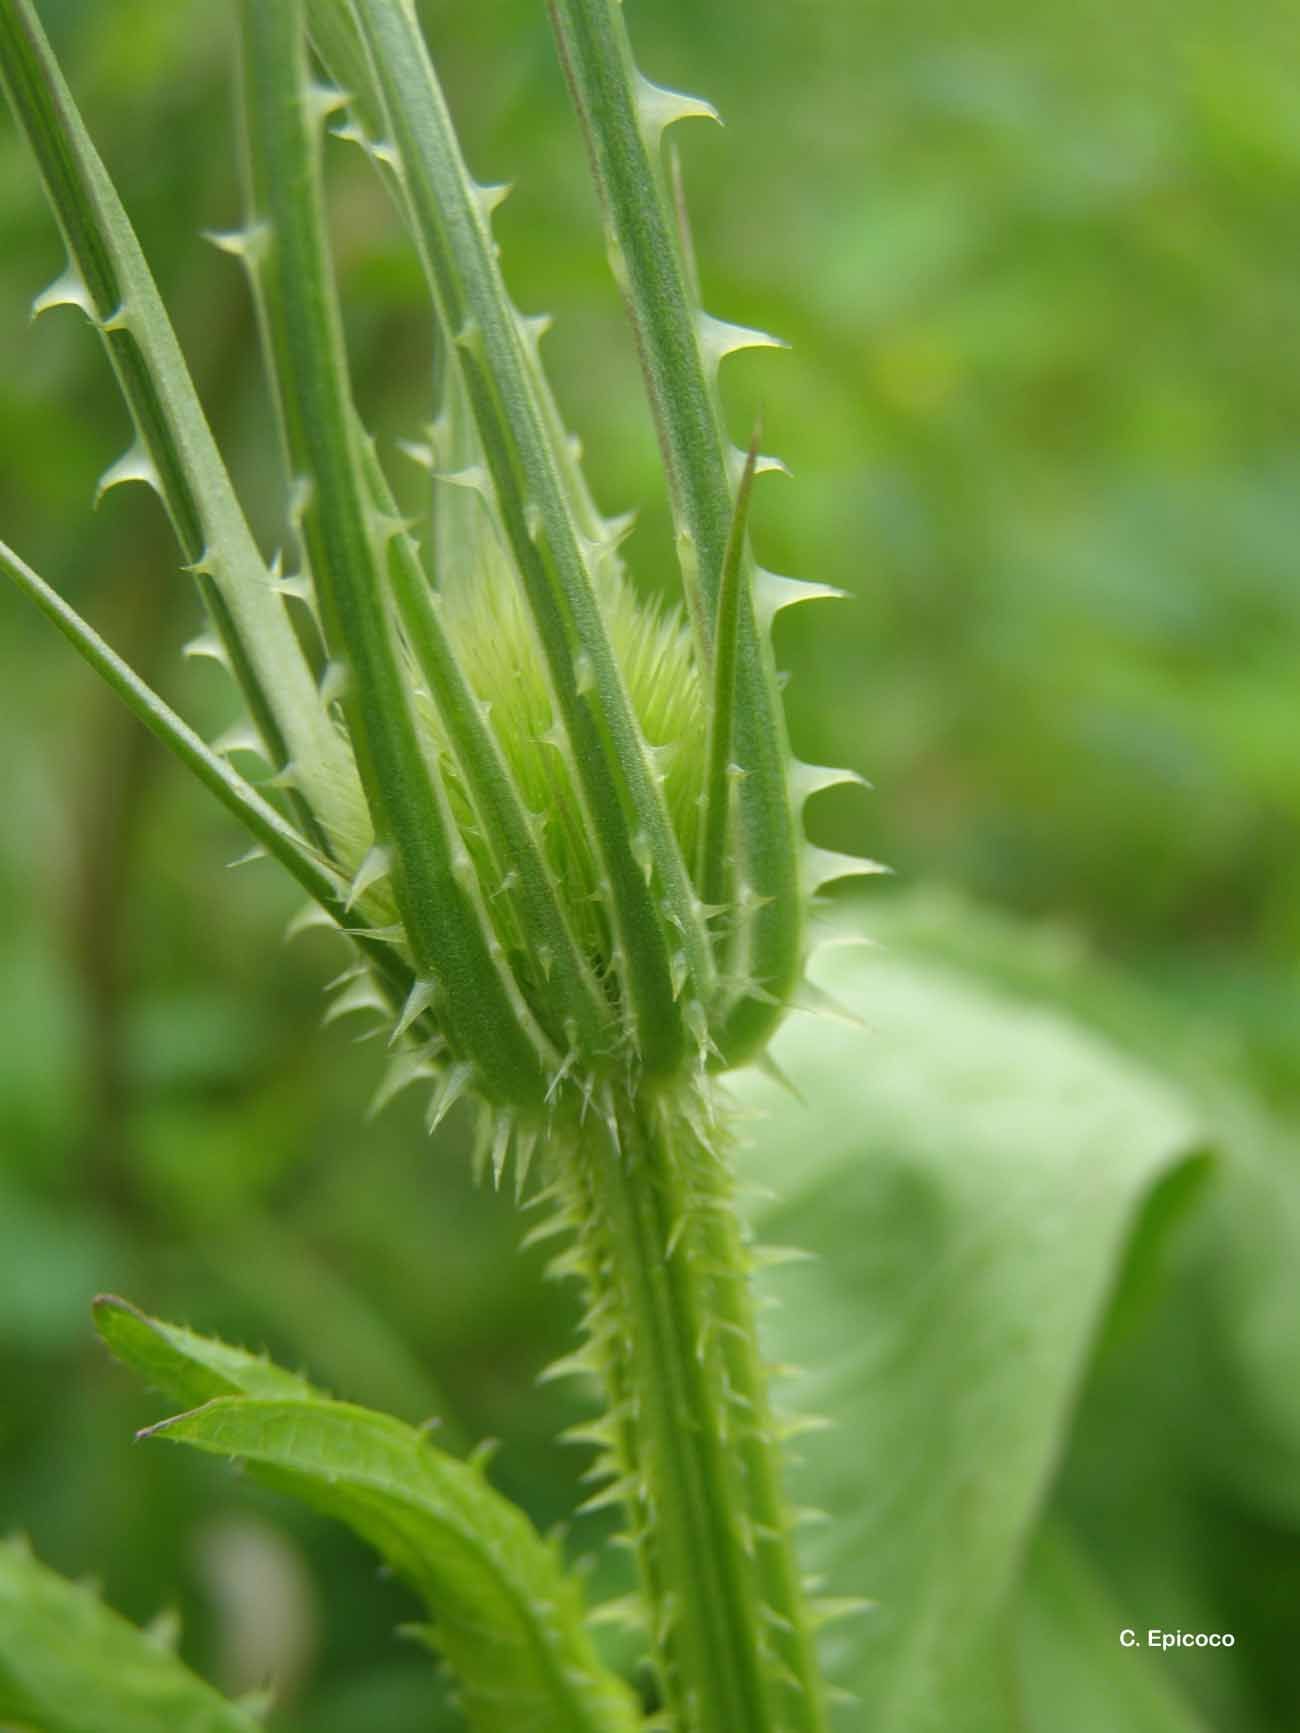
[2,0,879,1183]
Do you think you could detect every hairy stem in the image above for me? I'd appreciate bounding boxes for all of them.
[562,1089,828,1732]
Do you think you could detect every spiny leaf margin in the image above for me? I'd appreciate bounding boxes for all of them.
[97,1297,643,1733]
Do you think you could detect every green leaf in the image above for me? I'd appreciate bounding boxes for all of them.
[1016,1523,1211,1732]
[733,928,1209,1728]
[698,429,760,913]
[870,890,1300,1528]
[0,1537,260,1733]
[97,1295,640,1733]
[141,1394,642,1733]
[94,1293,317,1409]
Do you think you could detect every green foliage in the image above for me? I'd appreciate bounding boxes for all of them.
[1017,1525,1210,1733]
[1,0,840,1723]
[96,1295,639,1733]
[0,1536,262,1733]
[93,1293,318,1407]
[1,0,1298,1731]
[737,930,1209,1725]
[148,1397,640,1733]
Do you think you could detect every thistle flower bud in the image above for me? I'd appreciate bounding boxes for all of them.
[3,0,875,1164]
[218,0,846,1151]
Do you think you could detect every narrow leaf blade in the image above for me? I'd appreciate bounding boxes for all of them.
[0,540,420,1018]
[0,0,364,851]
[548,0,806,1067]
[237,0,552,1108]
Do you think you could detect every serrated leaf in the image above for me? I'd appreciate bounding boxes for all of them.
[137,1393,640,1733]
[94,1294,317,1409]
[0,1538,261,1733]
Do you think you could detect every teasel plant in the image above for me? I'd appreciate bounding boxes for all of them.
[0,1,879,1729]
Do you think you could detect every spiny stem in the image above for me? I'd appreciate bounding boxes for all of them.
[690,1193,830,1730]
[564,1089,828,1732]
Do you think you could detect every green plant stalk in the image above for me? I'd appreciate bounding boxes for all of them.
[4,5,841,1726]
[686,1194,830,1731]
[547,0,804,1069]
[335,2,831,1722]
[236,0,554,1110]
[0,538,419,1019]
[557,1089,827,1733]
[0,0,362,857]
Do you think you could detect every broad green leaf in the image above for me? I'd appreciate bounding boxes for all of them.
[1166,1098,1300,1528]
[1016,1523,1211,1732]
[734,928,1208,1730]
[0,1537,259,1733]
[139,1394,640,1733]
[869,892,1300,1528]
[1043,1110,1300,1733]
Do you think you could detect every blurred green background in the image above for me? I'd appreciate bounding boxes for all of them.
[1,1,1298,1729]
